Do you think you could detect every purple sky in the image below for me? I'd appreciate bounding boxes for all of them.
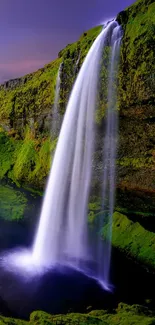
[0,0,135,83]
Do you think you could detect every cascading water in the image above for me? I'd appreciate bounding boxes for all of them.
[97,24,122,289]
[1,21,122,292]
[31,20,122,288]
[74,51,81,74]
[32,22,118,268]
[51,63,62,138]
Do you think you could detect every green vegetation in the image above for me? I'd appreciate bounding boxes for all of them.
[103,212,155,269]
[88,198,102,223]
[88,194,155,270]
[0,131,16,179]
[59,26,102,64]
[0,0,154,267]
[0,303,155,324]
[114,0,155,211]
[0,128,57,188]
[0,0,154,198]
[0,26,102,188]
[59,25,102,113]
[0,184,27,220]
[0,316,27,325]
[118,157,154,169]
[117,0,155,109]
[0,58,61,135]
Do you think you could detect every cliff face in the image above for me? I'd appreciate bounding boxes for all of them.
[0,26,102,188]
[0,26,102,137]
[116,0,155,214]
[0,0,154,214]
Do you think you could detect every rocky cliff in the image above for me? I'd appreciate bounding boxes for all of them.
[116,0,155,214]
[0,26,102,188]
[0,0,155,268]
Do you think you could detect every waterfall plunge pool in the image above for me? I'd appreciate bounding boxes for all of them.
[0,182,155,319]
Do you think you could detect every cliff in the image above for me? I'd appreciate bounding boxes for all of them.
[90,0,155,271]
[0,26,102,188]
[116,0,155,214]
[0,0,155,270]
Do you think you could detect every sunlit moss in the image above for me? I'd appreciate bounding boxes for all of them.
[103,212,155,269]
[0,128,57,188]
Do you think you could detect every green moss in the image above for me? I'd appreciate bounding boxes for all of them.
[118,157,154,169]
[115,1,155,204]
[78,26,103,63]
[0,315,27,324]
[0,184,27,220]
[0,128,57,189]
[0,303,155,324]
[95,46,111,125]
[0,25,103,188]
[88,200,101,212]
[11,132,57,187]
[103,302,155,325]
[59,25,102,63]
[103,212,155,269]
[0,0,154,201]
[0,132,16,179]
[117,0,155,110]
[59,25,102,113]
[30,310,105,325]
[12,132,37,182]
[0,58,61,135]
[88,198,102,224]
[30,136,57,182]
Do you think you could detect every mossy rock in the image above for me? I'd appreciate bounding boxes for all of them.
[0,128,57,189]
[0,184,27,220]
[103,212,155,270]
[0,315,27,324]
[1,303,155,324]
[117,0,155,111]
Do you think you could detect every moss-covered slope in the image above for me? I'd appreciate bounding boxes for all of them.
[0,26,102,188]
[0,303,155,325]
[103,212,155,270]
[0,26,102,137]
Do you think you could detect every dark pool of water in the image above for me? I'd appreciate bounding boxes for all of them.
[0,263,113,319]
[0,247,155,320]
[0,183,155,320]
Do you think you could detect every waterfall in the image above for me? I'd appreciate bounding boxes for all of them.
[2,21,122,291]
[74,51,81,74]
[97,24,122,288]
[32,21,119,270]
[51,63,62,138]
